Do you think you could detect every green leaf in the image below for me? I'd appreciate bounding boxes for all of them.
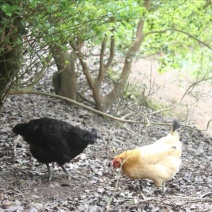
[1,3,12,16]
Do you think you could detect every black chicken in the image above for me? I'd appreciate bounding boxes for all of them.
[13,117,97,181]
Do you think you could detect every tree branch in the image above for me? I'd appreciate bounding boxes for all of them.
[97,28,115,86]
[104,31,115,70]
[144,28,212,50]
[70,42,95,89]
[147,78,210,116]
[102,0,152,111]
[199,118,212,132]
[98,36,107,83]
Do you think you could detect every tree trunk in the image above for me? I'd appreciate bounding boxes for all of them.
[51,45,77,100]
[98,0,152,112]
[70,0,152,113]
[0,4,23,112]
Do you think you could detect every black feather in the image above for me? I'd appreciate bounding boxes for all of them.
[172,120,180,132]
[12,117,97,180]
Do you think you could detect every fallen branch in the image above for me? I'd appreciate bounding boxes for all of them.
[8,90,202,131]
[9,89,146,124]
[199,192,212,198]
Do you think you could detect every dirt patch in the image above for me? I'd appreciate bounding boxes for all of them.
[130,58,212,137]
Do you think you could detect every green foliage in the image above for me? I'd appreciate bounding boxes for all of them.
[1,0,210,62]
[19,0,147,49]
[0,3,21,16]
[173,47,211,78]
[141,0,211,76]
[0,1,23,53]
[1,0,211,97]
[107,68,120,81]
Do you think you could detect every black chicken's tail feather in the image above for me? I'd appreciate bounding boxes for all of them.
[172,120,180,132]
[13,123,29,136]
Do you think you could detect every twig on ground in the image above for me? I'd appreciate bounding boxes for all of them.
[105,172,122,212]
[106,157,129,212]
[9,90,147,124]
[199,192,212,198]
[123,125,143,139]
[128,195,212,208]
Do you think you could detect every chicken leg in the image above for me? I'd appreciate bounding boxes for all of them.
[46,164,70,180]
[46,163,52,181]
[162,182,166,193]
[148,182,166,196]
[60,165,70,180]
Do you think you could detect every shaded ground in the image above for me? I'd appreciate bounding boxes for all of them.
[0,91,212,211]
